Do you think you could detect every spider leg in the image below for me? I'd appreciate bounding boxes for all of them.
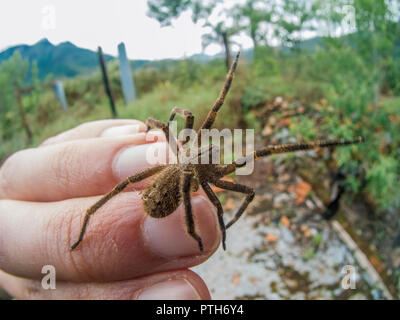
[200,182,227,250]
[223,137,364,175]
[169,107,194,145]
[212,179,255,229]
[146,117,179,161]
[70,165,166,251]
[182,171,204,252]
[197,52,240,145]
[252,138,364,159]
[146,117,170,142]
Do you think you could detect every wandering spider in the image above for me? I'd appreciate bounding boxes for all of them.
[71,52,363,252]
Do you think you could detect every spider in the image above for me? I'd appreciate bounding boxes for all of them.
[71,52,363,252]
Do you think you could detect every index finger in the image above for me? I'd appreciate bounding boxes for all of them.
[0,134,168,202]
[40,119,147,146]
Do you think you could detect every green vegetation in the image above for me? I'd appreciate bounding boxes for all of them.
[0,1,399,219]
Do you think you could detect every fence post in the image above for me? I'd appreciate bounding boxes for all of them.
[98,46,117,118]
[53,80,68,110]
[118,42,136,104]
[14,85,33,144]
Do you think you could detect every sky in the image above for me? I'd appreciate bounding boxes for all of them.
[0,0,253,60]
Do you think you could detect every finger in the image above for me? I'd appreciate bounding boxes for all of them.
[40,119,147,146]
[0,269,210,300]
[0,192,221,282]
[0,132,168,201]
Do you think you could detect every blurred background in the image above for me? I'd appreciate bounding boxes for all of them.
[0,0,399,299]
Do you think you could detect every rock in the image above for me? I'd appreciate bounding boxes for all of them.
[275,128,290,141]
[310,228,318,237]
[280,226,295,244]
[273,193,291,206]
[305,199,315,209]
[274,96,283,105]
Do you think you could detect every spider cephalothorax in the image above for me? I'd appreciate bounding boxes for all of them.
[71,52,363,252]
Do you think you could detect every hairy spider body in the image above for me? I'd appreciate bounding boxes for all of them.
[71,52,363,252]
[143,163,226,218]
[142,166,184,218]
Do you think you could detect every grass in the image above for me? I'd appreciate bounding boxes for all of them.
[0,76,243,164]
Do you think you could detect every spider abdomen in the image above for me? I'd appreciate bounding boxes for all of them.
[142,166,182,218]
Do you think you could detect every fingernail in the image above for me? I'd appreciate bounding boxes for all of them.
[113,141,169,180]
[142,196,219,258]
[101,124,144,137]
[137,279,200,300]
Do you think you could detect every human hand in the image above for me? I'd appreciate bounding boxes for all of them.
[0,120,220,299]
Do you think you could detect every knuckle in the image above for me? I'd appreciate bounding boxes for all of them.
[0,150,26,198]
[40,133,66,146]
[39,122,89,146]
[51,143,81,189]
[74,121,92,132]
[40,129,75,147]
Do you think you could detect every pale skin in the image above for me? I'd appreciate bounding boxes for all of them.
[0,119,221,300]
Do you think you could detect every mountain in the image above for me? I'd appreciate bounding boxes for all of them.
[0,38,150,81]
[0,36,331,83]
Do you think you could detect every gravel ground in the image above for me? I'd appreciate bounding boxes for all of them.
[193,209,380,300]
[191,119,389,300]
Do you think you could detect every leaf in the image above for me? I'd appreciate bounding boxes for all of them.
[280,215,290,228]
[369,256,385,273]
[294,181,312,204]
[265,233,279,243]
[279,118,291,127]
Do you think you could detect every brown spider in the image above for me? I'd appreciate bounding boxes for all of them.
[71,52,363,252]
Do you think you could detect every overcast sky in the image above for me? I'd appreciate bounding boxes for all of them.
[0,0,253,60]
